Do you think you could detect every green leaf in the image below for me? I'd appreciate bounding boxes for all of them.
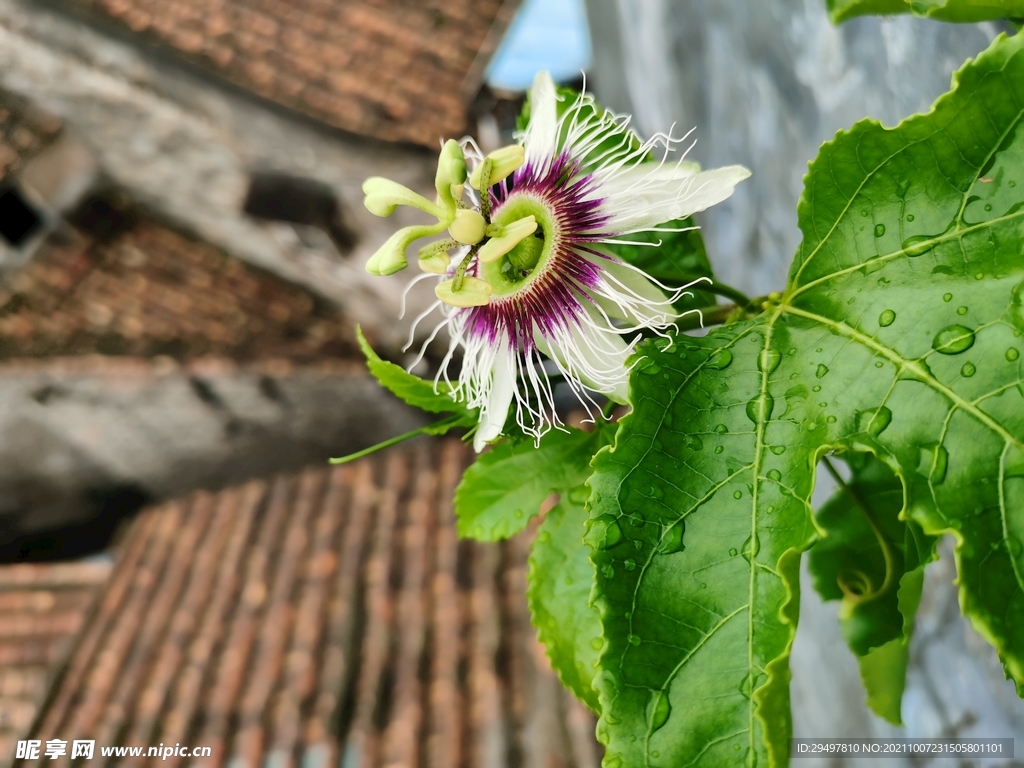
[588,33,1024,766]
[356,326,475,419]
[827,0,1024,22]
[808,453,937,723]
[527,491,604,711]
[603,219,718,312]
[456,426,614,541]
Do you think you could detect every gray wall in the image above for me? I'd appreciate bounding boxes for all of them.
[585,1,1024,764]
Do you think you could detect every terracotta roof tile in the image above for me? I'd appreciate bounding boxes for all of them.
[16,442,601,767]
[59,0,518,147]
[0,93,63,187]
[0,561,111,768]
[0,210,358,362]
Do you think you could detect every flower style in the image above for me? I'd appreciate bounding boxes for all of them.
[361,72,750,451]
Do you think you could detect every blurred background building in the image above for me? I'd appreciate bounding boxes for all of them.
[0,0,1019,765]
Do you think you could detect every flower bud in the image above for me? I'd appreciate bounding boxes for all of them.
[469,144,525,189]
[449,209,487,245]
[478,215,538,263]
[435,276,493,307]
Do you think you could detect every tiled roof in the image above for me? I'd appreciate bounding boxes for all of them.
[17,441,602,767]
[60,0,518,147]
[0,213,358,361]
[0,92,63,186]
[0,560,112,767]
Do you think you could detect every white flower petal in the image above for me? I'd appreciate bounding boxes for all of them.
[473,349,515,451]
[596,164,751,233]
[535,309,632,404]
[523,71,559,169]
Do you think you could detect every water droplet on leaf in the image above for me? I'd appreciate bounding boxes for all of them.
[943,293,953,302]
[758,349,781,374]
[878,309,896,327]
[733,490,743,499]
[961,361,976,377]
[627,634,641,646]
[585,515,624,550]
[659,521,685,555]
[624,558,636,571]
[956,306,968,316]
[906,213,915,222]
[816,363,829,378]
[770,445,786,455]
[901,236,933,257]
[707,349,733,370]
[917,442,949,485]
[729,547,739,557]
[856,406,893,436]
[648,691,671,731]
[745,392,775,423]
[714,445,724,454]
[601,564,614,579]
[932,325,976,355]
[767,469,782,481]
[714,424,728,434]
[1007,347,1020,361]
[874,224,885,237]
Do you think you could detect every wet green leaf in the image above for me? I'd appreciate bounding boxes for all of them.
[828,0,1024,22]
[589,34,1024,767]
[809,454,937,724]
[527,493,604,711]
[456,426,614,541]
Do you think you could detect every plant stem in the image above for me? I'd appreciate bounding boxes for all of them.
[329,416,461,465]
[674,303,737,332]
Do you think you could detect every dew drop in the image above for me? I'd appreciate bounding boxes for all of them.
[590,637,604,651]
[984,203,993,212]
[601,564,614,579]
[652,751,660,759]
[961,361,976,377]
[707,349,733,370]
[787,347,797,355]
[700,582,707,589]
[901,235,933,257]
[789,372,799,380]
[874,224,886,237]
[816,363,829,378]
[1007,347,1020,361]
[766,469,782,481]
[932,325,976,355]
[826,415,837,423]
[758,348,782,374]
[815,347,823,353]
[627,634,641,646]
[819,402,828,408]
[770,445,786,455]
[860,210,869,217]
[812,385,821,392]
[714,423,728,434]
[729,547,739,557]
[741,534,760,563]
[975,272,984,280]
[878,309,896,327]
[686,435,704,452]
[714,445,724,454]
[906,214,915,222]
[1011,180,1018,187]
[648,691,671,731]
[956,306,968,316]
[875,361,884,368]
[856,406,893,436]
[658,521,685,555]
[584,515,624,550]
[745,392,775,423]
[624,558,636,571]
[917,442,949,485]
[733,490,743,500]
[943,293,953,302]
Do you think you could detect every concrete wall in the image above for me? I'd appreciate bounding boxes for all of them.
[584,0,1024,763]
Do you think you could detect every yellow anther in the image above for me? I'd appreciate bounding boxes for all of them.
[469,144,525,189]
[362,177,445,219]
[436,276,492,307]
[449,209,487,245]
[478,216,538,263]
